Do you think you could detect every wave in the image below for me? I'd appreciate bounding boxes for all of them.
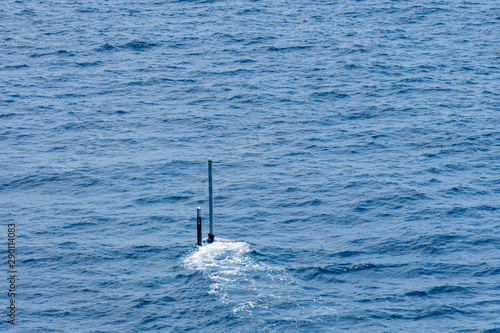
[183,240,293,313]
[95,41,158,52]
[182,240,341,324]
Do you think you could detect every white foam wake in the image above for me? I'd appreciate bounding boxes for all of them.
[183,239,291,314]
[183,239,340,322]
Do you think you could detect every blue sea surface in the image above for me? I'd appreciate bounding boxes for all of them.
[1,0,499,331]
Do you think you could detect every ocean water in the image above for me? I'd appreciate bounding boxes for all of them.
[1,0,499,331]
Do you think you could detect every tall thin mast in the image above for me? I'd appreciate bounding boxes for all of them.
[208,158,214,243]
